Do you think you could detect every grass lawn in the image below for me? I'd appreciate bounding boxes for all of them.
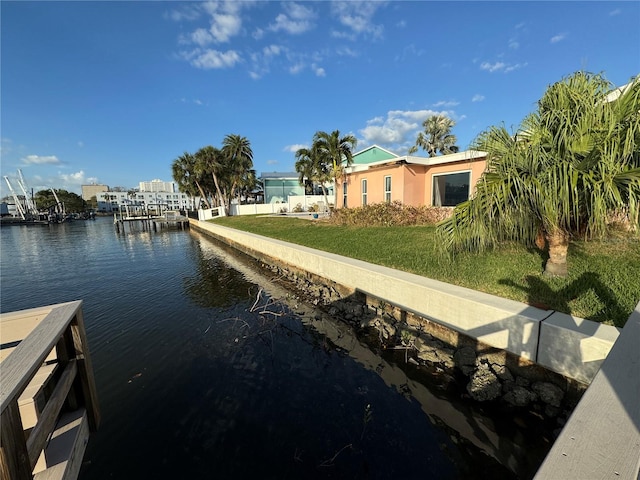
[212,215,640,327]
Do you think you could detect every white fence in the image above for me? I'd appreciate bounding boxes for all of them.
[198,206,225,221]
[228,195,335,217]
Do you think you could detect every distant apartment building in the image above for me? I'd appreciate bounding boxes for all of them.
[81,184,109,201]
[139,179,175,193]
[96,179,197,212]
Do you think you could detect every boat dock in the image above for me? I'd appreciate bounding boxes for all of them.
[113,209,189,232]
[0,301,100,480]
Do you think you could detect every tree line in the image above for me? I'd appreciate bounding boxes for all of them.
[171,134,255,216]
[170,72,639,277]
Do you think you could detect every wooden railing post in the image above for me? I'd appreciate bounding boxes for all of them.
[0,401,31,480]
[70,309,100,431]
[56,328,80,410]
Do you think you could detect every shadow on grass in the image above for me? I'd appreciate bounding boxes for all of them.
[499,272,628,327]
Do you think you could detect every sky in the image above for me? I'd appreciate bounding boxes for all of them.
[1,1,639,196]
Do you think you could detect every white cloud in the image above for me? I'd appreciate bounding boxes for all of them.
[209,12,242,43]
[190,28,214,46]
[395,44,425,62]
[11,170,98,196]
[269,2,316,35]
[263,44,283,57]
[480,61,527,73]
[22,154,61,165]
[313,65,326,77]
[59,170,92,184]
[550,33,567,44]
[54,171,99,194]
[432,100,459,108]
[266,159,278,165]
[330,1,385,39]
[480,61,506,73]
[504,62,527,73]
[165,5,201,22]
[472,94,485,102]
[284,144,307,153]
[358,109,455,152]
[508,39,519,50]
[289,63,305,74]
[252,28,265,40]
[77,141,84,147]
[336,46,359,57]
[609,8,621,16]
[183,49,241,69]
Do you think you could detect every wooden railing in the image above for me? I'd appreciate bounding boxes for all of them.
[534,301,640,479]
[0,301,100,480]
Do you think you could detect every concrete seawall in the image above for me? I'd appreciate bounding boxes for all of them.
[190,219,620,385]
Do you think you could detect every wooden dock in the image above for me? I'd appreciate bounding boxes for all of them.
[114,210,189,232]
[0,301,100,480]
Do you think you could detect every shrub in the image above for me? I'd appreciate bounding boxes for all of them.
[292,203,304,213]
[328,201,453,226]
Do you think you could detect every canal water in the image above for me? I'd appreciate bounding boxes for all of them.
[0,218,553,479]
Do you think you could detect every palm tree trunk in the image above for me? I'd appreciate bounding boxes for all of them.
[211,173,226,213]
[321,184,329,215]
[195,181,211,209]
[544,230,569,277]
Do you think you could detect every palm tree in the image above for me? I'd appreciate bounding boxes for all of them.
[438,72,640,276]
[409,115,458,157]
[312,130,357,210]
[295,145,331,210]
[172,152,211,208]
[221,134,254,214]
[195,146,225,210]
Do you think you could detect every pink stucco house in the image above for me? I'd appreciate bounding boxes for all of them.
[339,145,487,208]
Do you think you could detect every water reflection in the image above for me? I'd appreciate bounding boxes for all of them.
[1,221,538,479]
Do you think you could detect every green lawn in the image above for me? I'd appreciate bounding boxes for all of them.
[212,215,640,327]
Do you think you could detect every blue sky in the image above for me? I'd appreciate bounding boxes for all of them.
[2,1,639,196]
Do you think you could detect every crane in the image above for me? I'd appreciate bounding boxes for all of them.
[16,169,39,216]
[50,188,65,216]
[3,176,26,219]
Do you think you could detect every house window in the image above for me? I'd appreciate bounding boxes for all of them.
[361,179,368,206]
[342,181,348,207]
[384,176,391,203]
[432,171,471,206]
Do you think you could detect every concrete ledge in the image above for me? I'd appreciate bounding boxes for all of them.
[537,312,621,385]
[190,219,622,383]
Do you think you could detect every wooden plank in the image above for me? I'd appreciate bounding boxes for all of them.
[1,301,81,413]
[33,409,89,480]
[70,310,100,431]
[0,400,31,480]
[534,303,640,479]
[26,360,78,471]
[19,363,59,430]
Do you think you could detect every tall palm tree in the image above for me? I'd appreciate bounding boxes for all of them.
[312,130,357,210]
[172,152,211,208]
[195,146,225,209]
[438,72,640,276]
[409,115,458,157]
[222,134,254,214]
[295,145,331,210]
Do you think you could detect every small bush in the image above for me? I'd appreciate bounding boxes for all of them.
[292,203,304,213]
[308,203,318,213]
[328,201,453,226]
